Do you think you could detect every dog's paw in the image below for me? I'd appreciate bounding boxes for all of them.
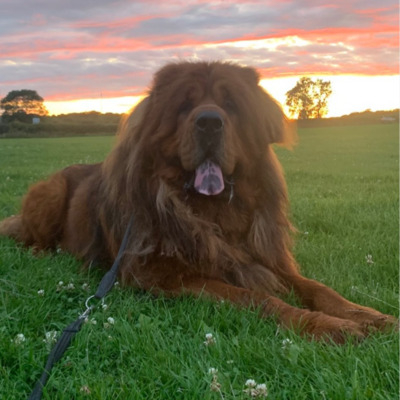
[344,308,398,333]
[300,312,366,344]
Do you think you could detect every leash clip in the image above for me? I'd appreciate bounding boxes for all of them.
[79,295,105,320]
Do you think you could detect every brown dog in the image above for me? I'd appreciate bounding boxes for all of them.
[0,61,396,343]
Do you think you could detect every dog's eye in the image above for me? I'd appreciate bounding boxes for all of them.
[179,100,194,114]
[224,98,237,113]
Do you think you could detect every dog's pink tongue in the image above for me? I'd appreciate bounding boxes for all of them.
[194,159,224,195]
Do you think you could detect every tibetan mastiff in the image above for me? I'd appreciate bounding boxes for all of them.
[0,61,396,342]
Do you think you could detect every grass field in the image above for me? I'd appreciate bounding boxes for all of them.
[0,124,398,399]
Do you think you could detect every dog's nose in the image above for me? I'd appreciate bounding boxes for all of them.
[195,110,224,133]
[195,110,224,151]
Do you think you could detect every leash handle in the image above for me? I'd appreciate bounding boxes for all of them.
[28,217,133,399]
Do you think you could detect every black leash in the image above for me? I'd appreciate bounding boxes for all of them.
[28,217,133,400]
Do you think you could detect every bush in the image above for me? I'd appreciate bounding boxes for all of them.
[0,124,10,135]
[0,112,121,138]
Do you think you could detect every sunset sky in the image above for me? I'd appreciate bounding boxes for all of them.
[1,0,399,117]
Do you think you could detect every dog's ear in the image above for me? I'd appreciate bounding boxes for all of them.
[152,62,188,95]
[237,65,296,147]
[118,97,149,137]
[257,86,297,147]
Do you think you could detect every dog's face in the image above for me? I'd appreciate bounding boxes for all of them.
[130,62,291,196]
[177,92,241,196]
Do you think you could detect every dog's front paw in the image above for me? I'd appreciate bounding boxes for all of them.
[344,308,398,332]
[300,312,366,344]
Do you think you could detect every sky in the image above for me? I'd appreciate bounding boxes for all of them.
[1,0,399,117]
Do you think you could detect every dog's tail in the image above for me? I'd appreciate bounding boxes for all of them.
[0,215,23,241]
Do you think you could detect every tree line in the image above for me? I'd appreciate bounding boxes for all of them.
[1,78,332,126]
[3,80,396,137]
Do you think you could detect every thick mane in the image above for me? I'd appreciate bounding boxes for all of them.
[99,62,296,292]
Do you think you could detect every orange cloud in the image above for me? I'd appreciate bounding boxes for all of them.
[1,0,398,116]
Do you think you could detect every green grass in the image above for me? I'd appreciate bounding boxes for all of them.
[0,124,398,399]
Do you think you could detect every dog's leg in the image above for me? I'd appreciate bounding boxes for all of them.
[288,274,398,331]
[2,171,69,250]
[165,276,366,343]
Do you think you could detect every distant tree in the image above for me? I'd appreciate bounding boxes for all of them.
[1,90,48,123]
[286,77,332,119]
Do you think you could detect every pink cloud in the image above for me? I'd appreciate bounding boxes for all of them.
[0,0,398,108]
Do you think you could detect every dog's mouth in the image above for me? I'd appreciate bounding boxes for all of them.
[183,159,235,202]
[191,109,228,196]
[180,106,236,198]
[194,159,224,195]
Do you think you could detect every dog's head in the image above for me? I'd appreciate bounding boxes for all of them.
[119,62,294,197]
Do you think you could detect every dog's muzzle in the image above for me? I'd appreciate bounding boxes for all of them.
[190,110,225,196]
[194,110,224,153]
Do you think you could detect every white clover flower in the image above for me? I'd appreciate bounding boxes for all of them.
[365,254,374,264]
[103,317,115,329]
[81,283,90,291]
[102,303,109,311]
[245,379,257,388]
[204,332,216,346]
[282,338,293,349]
[37,289,45,296]
[13,333,26,345]
[208,368,221,392]
[243,380,268,398]
[43,330,58,345]
[256,383,268,396]
[80,385,91,394]
[66,282,75,290]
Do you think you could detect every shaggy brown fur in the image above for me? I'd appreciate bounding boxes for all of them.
[0,61,396,343]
